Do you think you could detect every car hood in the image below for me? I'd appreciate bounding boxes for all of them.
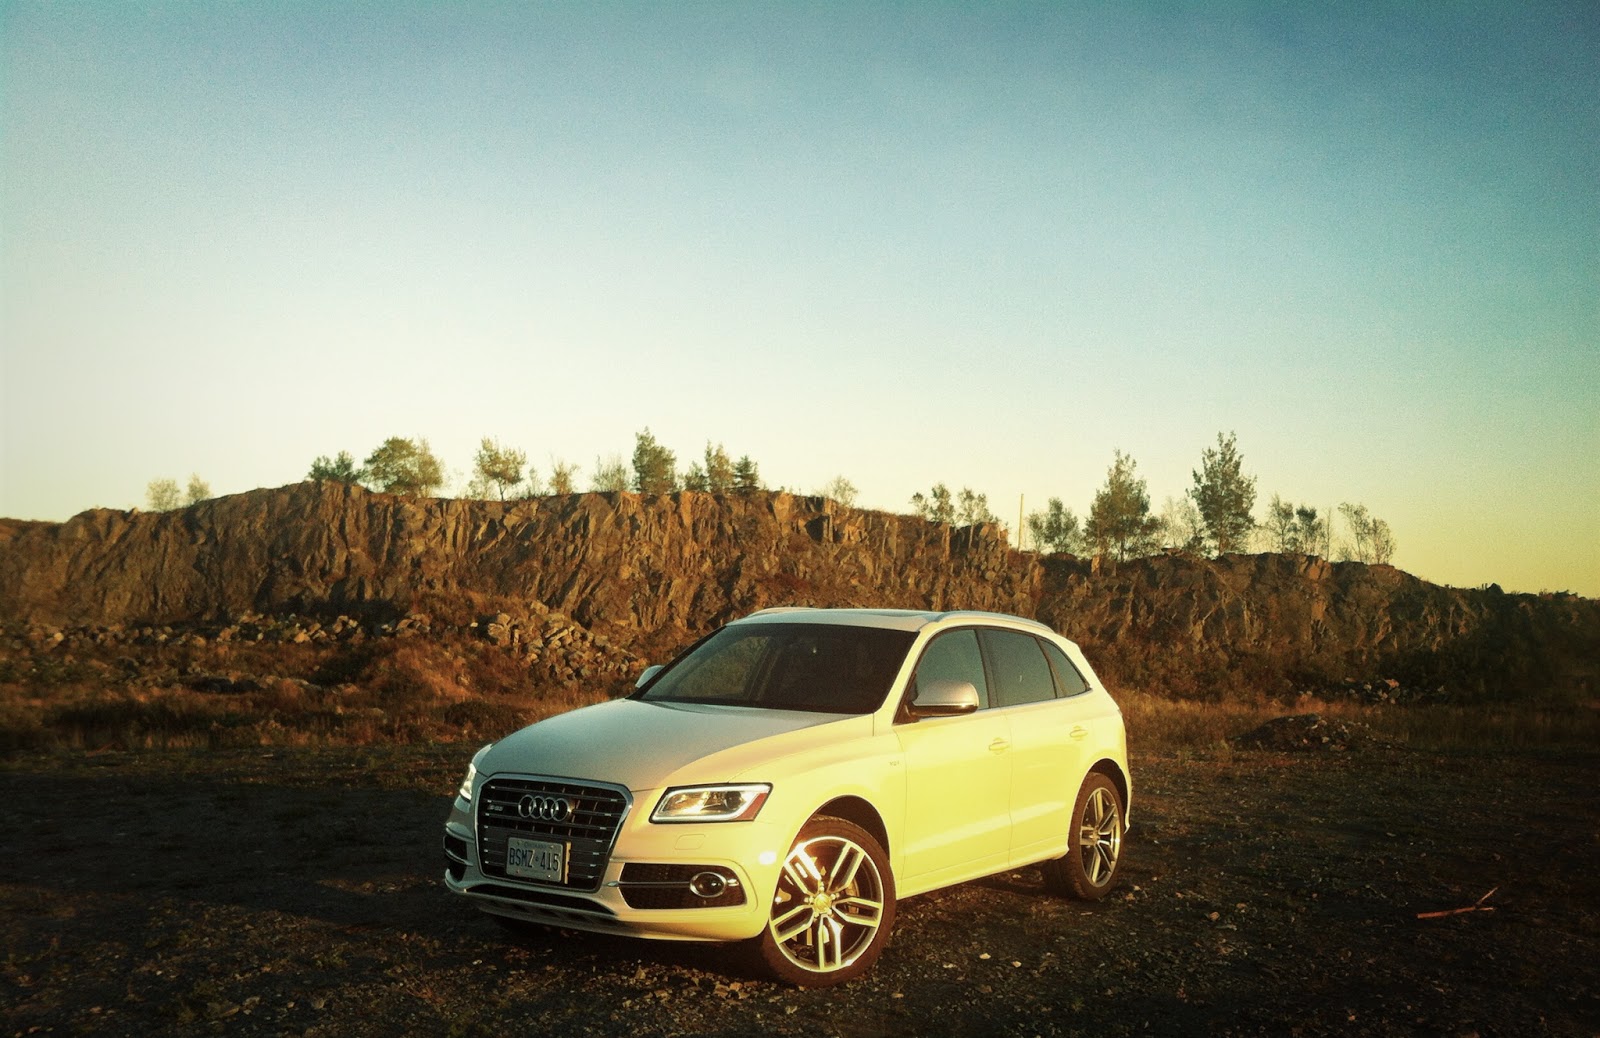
[479,698,868,792]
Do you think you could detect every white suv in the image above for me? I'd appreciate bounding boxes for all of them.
[443,608,1130,986]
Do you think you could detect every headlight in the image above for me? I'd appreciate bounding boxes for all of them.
[456,744,491,802]
[651,784,771,823]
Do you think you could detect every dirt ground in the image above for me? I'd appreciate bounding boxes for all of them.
[2,744,1595,1038]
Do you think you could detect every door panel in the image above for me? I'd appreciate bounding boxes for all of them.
[1004,698,1087,862]
[895,629,1010,888]
[896,711,1012,887]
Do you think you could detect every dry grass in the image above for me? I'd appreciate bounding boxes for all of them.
[0,635,616,753]
[1119,687,1600,756]
[11,677,1593,757]
[0,679,613,752]
[5,632,1594,756]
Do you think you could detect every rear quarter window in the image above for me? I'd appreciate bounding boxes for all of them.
[1041,641,1091,697]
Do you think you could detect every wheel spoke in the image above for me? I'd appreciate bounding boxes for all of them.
[783,850,823,894]
[1087,844,1110,882]
[1086,788,1109,827]
[833,895,884,925]
[831,842,867,891]
[772,903,814,944]
[815,915,844,971]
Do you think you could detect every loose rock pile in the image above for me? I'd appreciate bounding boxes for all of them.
[472,604,640,686]
[4,603,640,693]
[8,611,435,651]
[1229,713,1374,752]
[1309,677,1446,704]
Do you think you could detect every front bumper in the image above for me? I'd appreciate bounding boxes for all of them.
[442,783,790,943]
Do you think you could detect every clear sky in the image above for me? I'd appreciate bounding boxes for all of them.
[3,2,1596,596]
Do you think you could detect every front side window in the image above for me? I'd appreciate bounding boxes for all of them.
[980,628,1057,708]
[905,629,990,708]
[639,623,915,714]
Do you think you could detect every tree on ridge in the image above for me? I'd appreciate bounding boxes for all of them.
[1086,450,1161,561]
[631,429,678,494]
[308,450,366,484]
[472,437,528,500]
[1190,431,1257,555]
[363,437,444,497]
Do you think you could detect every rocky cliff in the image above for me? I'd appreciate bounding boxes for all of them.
[2,482,1594,700]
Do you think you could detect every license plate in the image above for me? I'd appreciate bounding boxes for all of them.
[506,837,566,883]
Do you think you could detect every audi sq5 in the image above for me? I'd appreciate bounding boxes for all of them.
[442,607,1130,986]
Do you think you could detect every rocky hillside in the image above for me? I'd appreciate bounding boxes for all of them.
[2,482,1595,700]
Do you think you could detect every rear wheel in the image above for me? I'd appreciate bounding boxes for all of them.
[752,816,895,987]
[1042,772,1124,900]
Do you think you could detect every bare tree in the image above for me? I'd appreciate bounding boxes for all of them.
[1370,517,1397,565]
[1157,495,1204,553]
[547,459,579,495]
[184,474,211,506]
[146,478,180,512]
[818,475,858,508]
[1337,502,1397,564]
[592,454,629,493]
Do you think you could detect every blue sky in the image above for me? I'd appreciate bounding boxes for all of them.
[3,2,1596,596]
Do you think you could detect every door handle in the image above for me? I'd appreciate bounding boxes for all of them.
[1069,726,1088,740]
[988,737,1010,753]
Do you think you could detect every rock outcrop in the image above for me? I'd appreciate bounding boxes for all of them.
[2,482,1595,700]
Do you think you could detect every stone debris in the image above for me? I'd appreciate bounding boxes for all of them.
[1229,713,1373,753]
[5,604,639,691]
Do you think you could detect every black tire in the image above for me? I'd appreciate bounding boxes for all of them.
[751,815,896,987]
[1042,772,1124,900]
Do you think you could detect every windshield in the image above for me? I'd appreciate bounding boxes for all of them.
[638,622,916,714]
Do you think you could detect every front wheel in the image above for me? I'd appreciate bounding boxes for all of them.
[751,816,896,987]
[1042,772,1124,900]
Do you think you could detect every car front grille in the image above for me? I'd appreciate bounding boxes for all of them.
[476,776,629,892]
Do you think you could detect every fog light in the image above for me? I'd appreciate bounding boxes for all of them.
[688,871,728,899]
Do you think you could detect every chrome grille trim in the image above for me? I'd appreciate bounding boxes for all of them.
[476,775,631,893]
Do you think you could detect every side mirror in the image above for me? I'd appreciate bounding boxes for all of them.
[906,678,980,719]
[634,664,664,690]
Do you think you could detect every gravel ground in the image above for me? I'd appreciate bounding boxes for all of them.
[2,744,1595,1038]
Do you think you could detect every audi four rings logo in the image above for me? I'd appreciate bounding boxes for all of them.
[517,794,574,822]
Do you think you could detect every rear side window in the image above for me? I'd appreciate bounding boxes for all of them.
[979,629,1057,708]
[1041,641,1091,697]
